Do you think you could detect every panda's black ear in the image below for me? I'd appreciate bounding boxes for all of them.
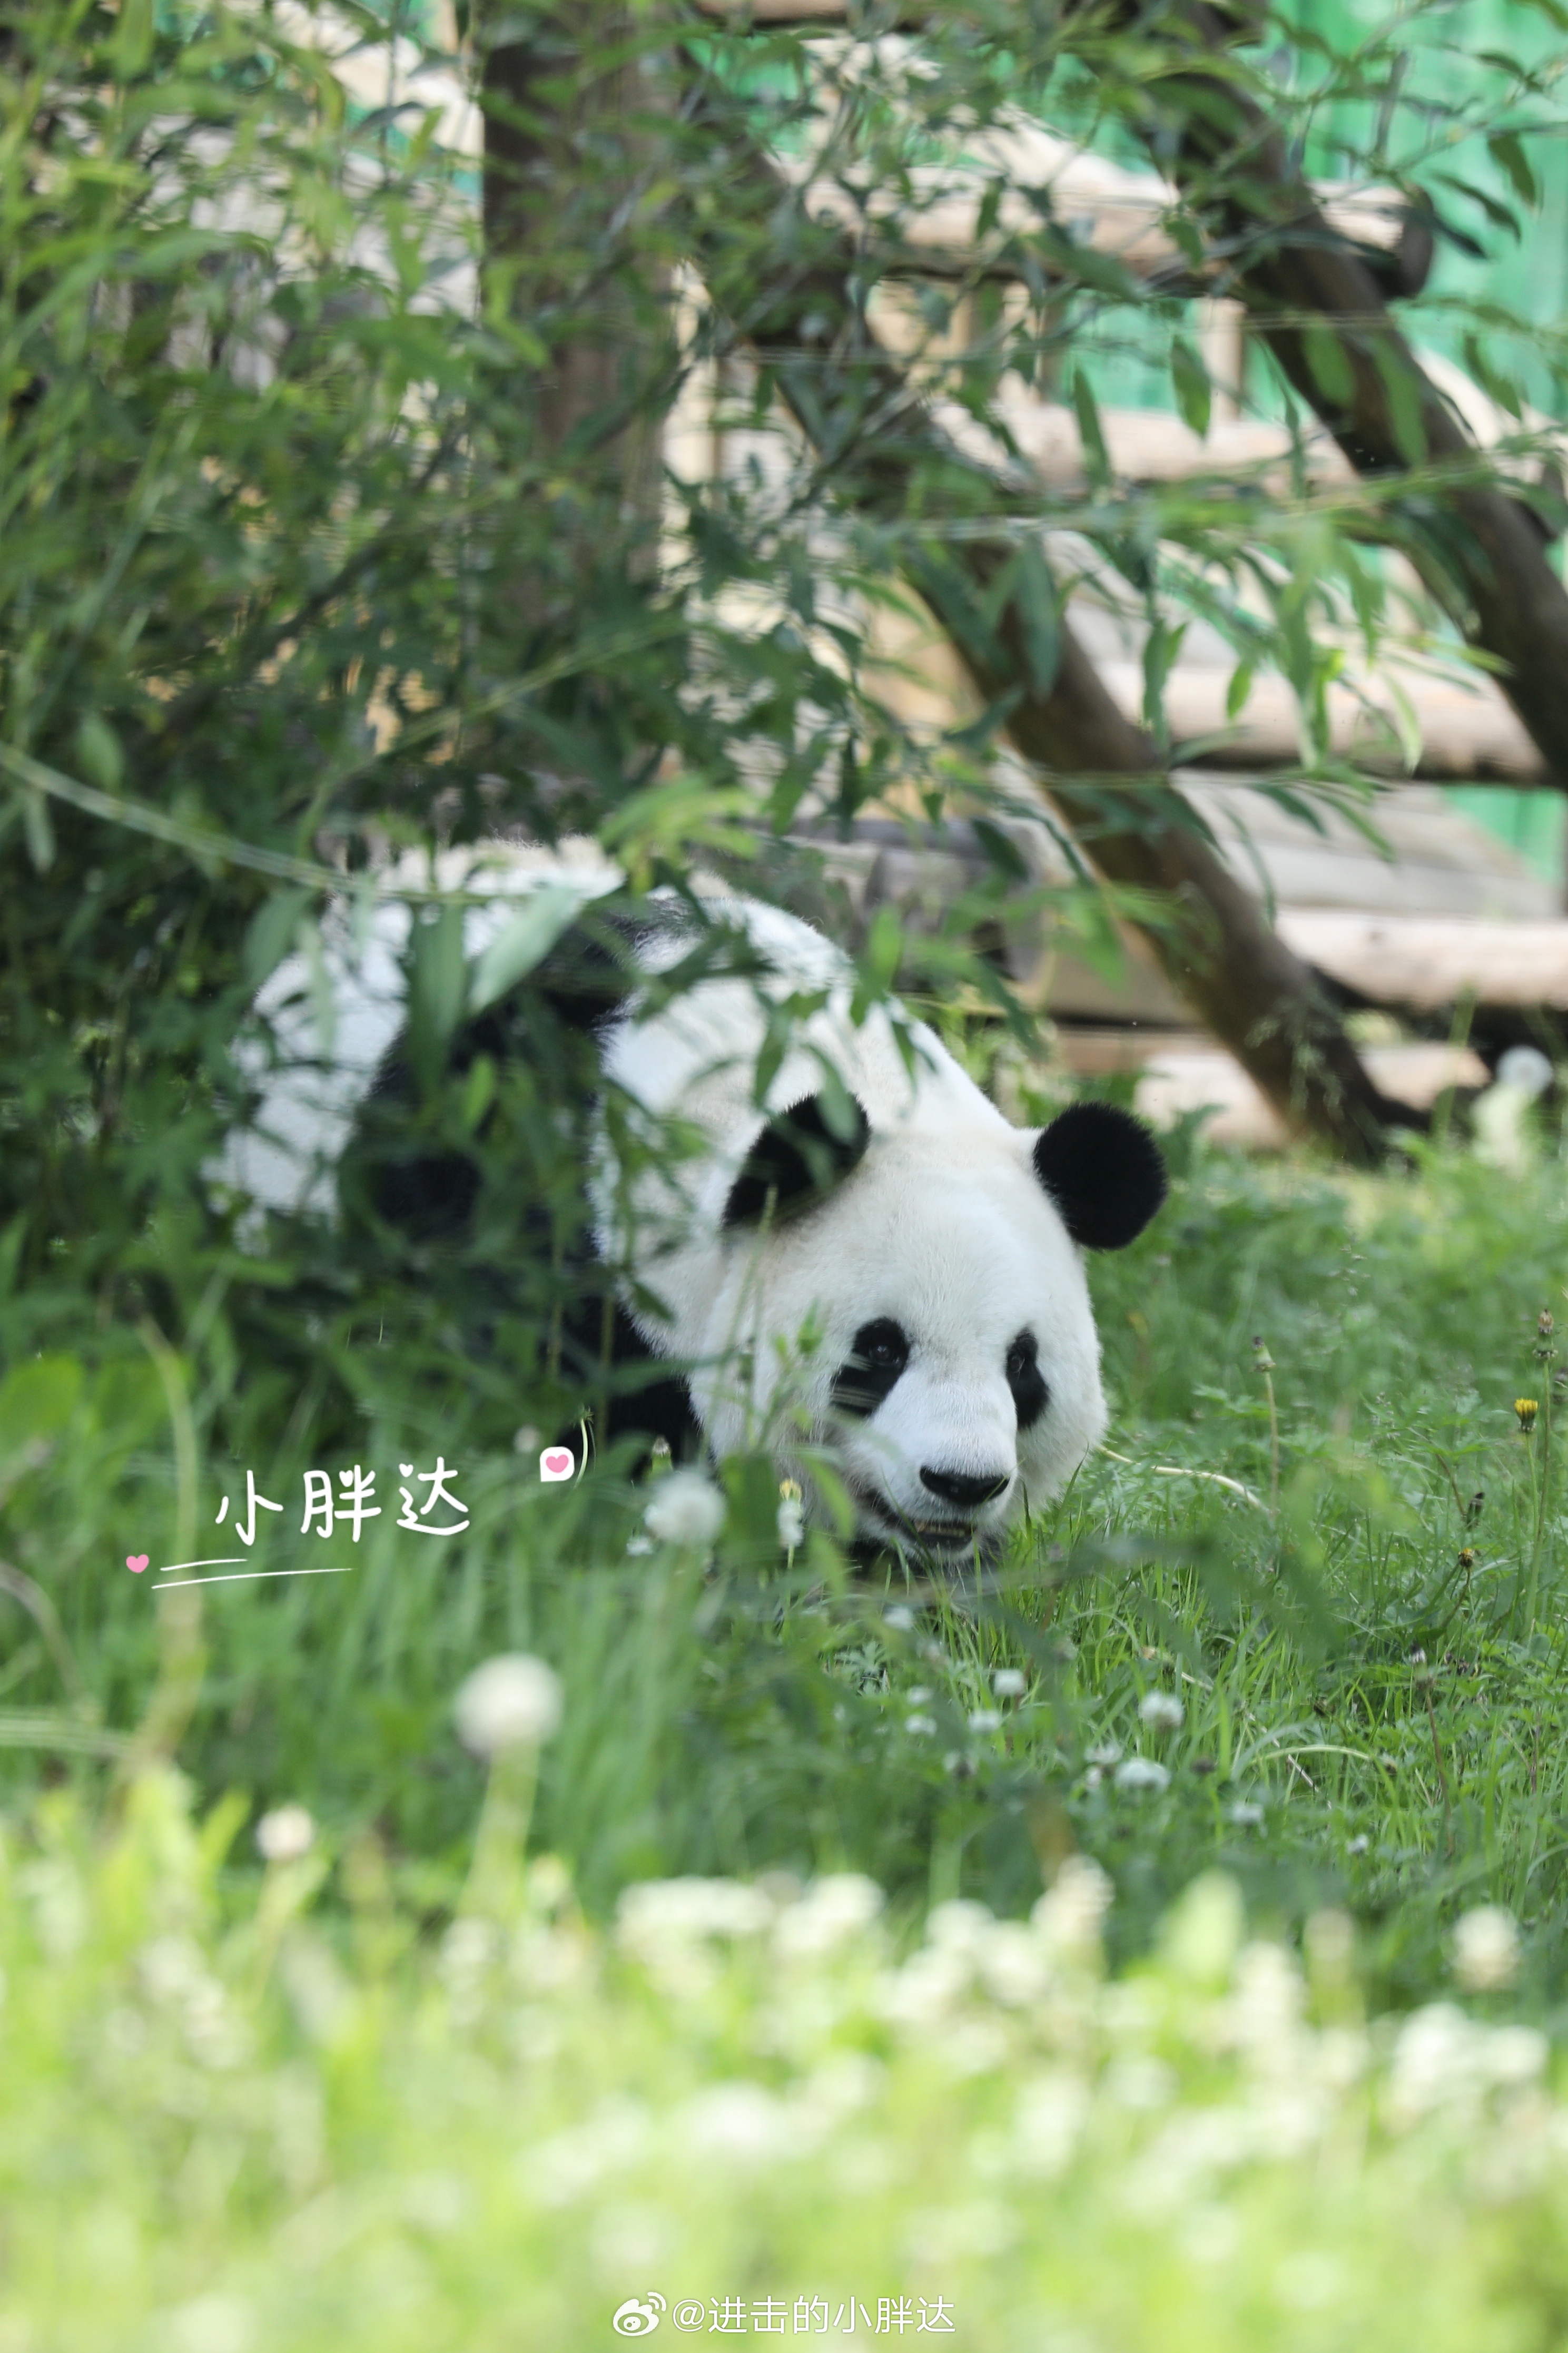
[723,1092,871,1227]
[1032,1101,1167,1250]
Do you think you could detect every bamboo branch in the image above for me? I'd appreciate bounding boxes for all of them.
[1099,0,1568,789]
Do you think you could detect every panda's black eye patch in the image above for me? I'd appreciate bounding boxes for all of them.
[831,1318,910,1418]
[1005,1329,1049,1431]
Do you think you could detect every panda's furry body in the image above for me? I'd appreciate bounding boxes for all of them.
[226,855,1167,1561]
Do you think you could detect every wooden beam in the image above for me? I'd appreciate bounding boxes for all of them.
[1277,911,1568,1014]
[782,132,1431,297]
[1094,659,1541,781]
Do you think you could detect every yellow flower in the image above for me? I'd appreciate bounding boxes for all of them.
[1515,1397,1540,1432]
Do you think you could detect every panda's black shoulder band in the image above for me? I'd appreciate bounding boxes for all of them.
[723,1092,871,1227]
[1032,1101,1167,1251]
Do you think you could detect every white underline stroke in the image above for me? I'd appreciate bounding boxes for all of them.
[154,1564,357,1589]
[160,1557,245,1572]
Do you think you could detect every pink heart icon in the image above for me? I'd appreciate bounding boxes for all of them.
[543,1450,571,1475]
[126,1554,149,1574]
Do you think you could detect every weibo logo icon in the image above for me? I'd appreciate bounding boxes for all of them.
[539,1445,576,1484]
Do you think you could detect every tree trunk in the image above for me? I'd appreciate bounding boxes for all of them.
[479,3,668,558]
[1104,0,1568,790]
[691,116,1409,1156]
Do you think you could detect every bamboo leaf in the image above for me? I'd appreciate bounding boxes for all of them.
[1071,369,1110,487]
[1012,540,1061,696]
[1302,324,1354,408]
[1171,338,1212,439]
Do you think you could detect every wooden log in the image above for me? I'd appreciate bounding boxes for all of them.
[998,364,1566,509]
[1094,659,1541,781]
[1138,1039,1489,1150]
[1276,911,1568,1014]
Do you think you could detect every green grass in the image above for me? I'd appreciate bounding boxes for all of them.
[5,1771,1568,2351]
[6,1121,1568,2007]
[10,1124,1568,2337]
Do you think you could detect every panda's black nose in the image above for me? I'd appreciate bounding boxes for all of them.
[919,1466,1011,1510]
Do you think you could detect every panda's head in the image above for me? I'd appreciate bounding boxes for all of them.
[690,1093,1167,1560]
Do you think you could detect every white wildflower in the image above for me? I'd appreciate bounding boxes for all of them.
[907,1686,932,1705]
[644,1469,726,1547]
[680,2081,803,2165]
[928,1899,994,1957]
[1114,1756,1170,1794]
[440,1916,500,1984]
[975,1921,1050,2007]
[1227,1800,1265,1829]
[1452,1904,1521,1993]
[624,1534,654,1558]
[776,1494,805,1549]
[905,1713,936,1737]
[1230,1940,1306,2069]
[1032,1857,1113,1967]
[1086,1740,1122,1768]
[617,1878,773,1963]
[968,1708,1003,1734]
[1104,2053,1177,2110]
[138,1934,206,2003]
[1346,1833,1370,1857]
[255,1803,315,1863]
[884,1605,915,1632]
[1011,2072,1091,2177]
[774,1874,883,1961]
[454,1653,563,1756]
[1387,2004,1502,2123]
[875,1944,972,2030]
[992,1668,1027,1699]
[1139,1691,1185,1733]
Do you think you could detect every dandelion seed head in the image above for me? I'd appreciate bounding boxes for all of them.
[644,1470,726,1547]
[1452,1904,1521,1993]
[454,1654,563,1756]
[1139,1691,1185,1732]
[1114,1756,1171,1794]
[968,1708,1003,1735]
[255,1804,315,1864]
[992,1668,1027,1699]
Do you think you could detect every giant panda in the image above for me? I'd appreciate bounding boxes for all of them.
[220,846,1168,1560]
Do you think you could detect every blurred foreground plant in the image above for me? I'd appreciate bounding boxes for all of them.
[4,1761,1568,2350]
